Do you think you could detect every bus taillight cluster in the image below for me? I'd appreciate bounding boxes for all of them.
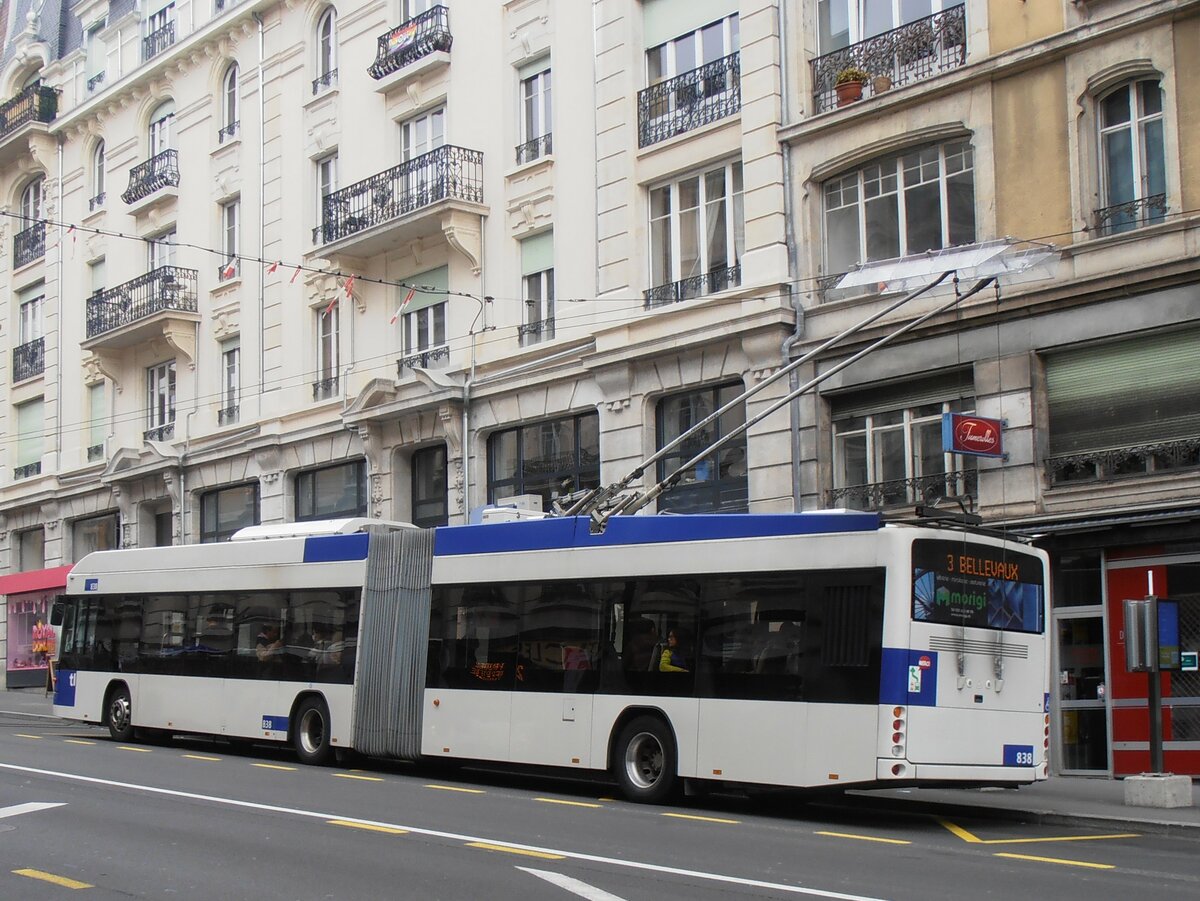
[890,706,907,775]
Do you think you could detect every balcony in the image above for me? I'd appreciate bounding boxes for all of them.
[644,264,740,309]
[87,72,106,93]
[638,52,741,148]
[312,144,484,258]
[0,83,58,166]
[368,5,452,92]
[398,345,449,374]
[516,133,552,166]
[12,337,44,381]
[89,192,106,212]
[143,22,176,61]
[810,4,967,114]
[825,469,978,511]
[83,266,199,355]
[121,149,180,213]
[14,462,41,480]
[218,121,239,144]
[1093,193,1167,238]
[13,221,45,268]
[1047,437,1200,485]
[144,423,175,442]
[218,405,239,426]
[312,377,339,401]
[312,69,338,95]
[87,443,105,462]
[518,317,555,347]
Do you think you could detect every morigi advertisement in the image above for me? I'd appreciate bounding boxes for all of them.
[912,539,1045,634]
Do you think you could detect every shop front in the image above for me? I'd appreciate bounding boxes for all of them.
[0,565,73,689]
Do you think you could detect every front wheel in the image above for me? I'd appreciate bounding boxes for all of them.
[612,715,678,804]
[106,684,134,742]
[292,697,334,766]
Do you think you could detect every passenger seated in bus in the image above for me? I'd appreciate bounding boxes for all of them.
[255,623,284,665]
[659,627,689,673]
[308,623,342,667]
[624,618,658,672]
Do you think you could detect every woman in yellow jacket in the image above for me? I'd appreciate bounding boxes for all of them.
[659,628,689,672]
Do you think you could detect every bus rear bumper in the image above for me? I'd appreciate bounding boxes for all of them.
[877,759,1046,784]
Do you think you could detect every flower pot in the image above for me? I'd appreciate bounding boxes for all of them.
[872,75,892,94]
[835,80,864,107]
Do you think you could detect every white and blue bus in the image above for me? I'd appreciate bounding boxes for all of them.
[52,512,1049,801]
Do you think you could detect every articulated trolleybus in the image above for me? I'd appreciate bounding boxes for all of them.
[52,512,1049,801]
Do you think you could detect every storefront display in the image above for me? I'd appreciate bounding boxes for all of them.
[0,565,72,689]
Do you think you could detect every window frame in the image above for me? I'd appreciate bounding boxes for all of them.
[648,159,744,293]
[91,141,106,203]
[295,460,367,522]
[646,14,739,85]
[222,63,239,130]
[316,7,337,80]
[148,101,175,155]
[221,339,240,414]
[402,302,447,355]
[486,411,601,509]
[654,381,749,515]
[147,360,177,431]
[522,268,555,336]
[521,68,552,144]
[18,293,45,345]
[817,0,953,53]
[221,199,239,276]
[315,152,338,226]
[20,177,43,223]
[411,444,448,528]
[316,301,340,382]
[1097,78,1166,225]
[199,482,261,543]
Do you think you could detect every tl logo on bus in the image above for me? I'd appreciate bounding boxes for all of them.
[942,413,1005,459]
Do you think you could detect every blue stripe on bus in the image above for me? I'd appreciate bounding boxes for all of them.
[433,512,881,556]
[302,533,369,563]
[879,648,938,707]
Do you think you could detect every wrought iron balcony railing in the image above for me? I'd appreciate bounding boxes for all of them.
[0,83,58,140]
[312,377,339,401]
[825,468,978,511]
[217,261,239,282]
[89,192,106,212]
[85,265,198,339]
[14,462,41,480]
[1093,193,1167,237]
[144,423,175,442]
[218,120,239,143]
[1047,436,1200,485]
[638,52,740,148]
[13,221,45,268]
[644,264,740,309]
[87,443,105,462]
[397,345,450,374]
[12,337,44,381]
[218,405,240,426]
[312,144,483,245]
[810,4,967,114]
[369,5,452,80]
[121,149,180,204]
[515,133,552,165]
[312,68,338,95]
[87,71,106,93]
[143,22,176,61]
[518,316,555,347]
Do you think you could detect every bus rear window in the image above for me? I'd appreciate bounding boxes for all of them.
[912,539,1044,634]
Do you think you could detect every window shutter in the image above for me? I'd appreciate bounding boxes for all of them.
[517,55,550,80]
[17,400,44,466]
[828,369,975,421]
[643,0,737,48]
[403,265,448,314]
[520,231,554,276]
[1046,329,1200,455]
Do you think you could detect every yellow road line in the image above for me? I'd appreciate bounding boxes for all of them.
[534,798,601,809]
[328,819,408,835]
[815,831,910,845]
[13,868,94,889]
[938,819,1138,845]
[251,763,296,771]
[938,819,983,843]
[118,746,152,753]
[994,852,1115,870]
[15,734,41,740]
[334,773,384,782]
[425,784,485,794]
[183,754,221,762]
[661,812,739,825]
[64,739,96,746]
[466,842,565,860]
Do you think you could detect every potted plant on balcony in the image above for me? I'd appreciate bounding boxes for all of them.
[835,66,869,106]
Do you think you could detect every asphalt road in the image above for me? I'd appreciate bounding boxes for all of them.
[1,704,1198,900]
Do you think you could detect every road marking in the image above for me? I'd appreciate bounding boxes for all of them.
[425,784,485,794]
[328,819,408,835]
[183,754,221,762]
[251,763,296,771]
[519,867,629,900]
[661,812,739,825]
[15,733,41,740]
[13,868,93,889]
[938,819,1139,845]
[468,842,566,860]
[994,852,1115,870]
[535,797,602,809]
[815,831,910,846]
[334,773,384,782]
[118,746,152,753]
[0,762,888,901]
[0,803,67,820]
[64,739,96,746]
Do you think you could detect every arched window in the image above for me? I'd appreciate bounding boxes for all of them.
[20,178,44,224]
[315,8,337,88]
[222,63,239,131]
[149,100,175,156]
[1096,78,1166,235]
[91,141,106,209]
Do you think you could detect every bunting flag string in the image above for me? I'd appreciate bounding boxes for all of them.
[343,274,356,297]
[221,257,238,279]
[389,288,416,325]
[266,260,279,275]
[290,264,303,284]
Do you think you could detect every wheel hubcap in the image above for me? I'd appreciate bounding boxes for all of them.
[624,731,663,789]
[299,709,325,755]
[110,696,130,732]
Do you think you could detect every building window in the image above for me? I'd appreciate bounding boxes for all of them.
[147,2,174,35]
[20,177,43,225]
[88,382,107,458]
[220,339,240,424]
[403,305,446,354]
[224,63,239,128]
[200,483,260,543]
[15,399,44,478]
[147,361,176,435]
[18,288,44,347]
[648,159,744,304]
[412,445,448,528]
[518,66,552,163]
[90,142,106,209]
[817,0,955,52]
[85,21,107,90]
[315,302,339,399]
[315,7,338,91]
[17,528,45,571]
[646,13,739,85]
[400,266,449,367]
[519,231,554,346]
[220,199,239,279]
[296,461,367,521]
[1096,79,1166,235]
[315,152,337,231]
[487,412,600,511]
[655,382,748,514]
[829,375,977,510]
[400,107,445,162]
[823,141,975,279]
[72,513,118,563]
[89,258,106,296]
[148,229,176,270]
[148,100,174,155]
[154,510,173,546]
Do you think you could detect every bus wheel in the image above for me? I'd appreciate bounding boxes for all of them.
[292,697,334,766]
[106,685,134,742]
[613,715,677,804]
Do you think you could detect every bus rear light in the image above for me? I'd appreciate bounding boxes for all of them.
[891,763,907,777]
[893,706,905,718]
[892,719,904,730]
[1044,714,1050,725]
[892,732,904,744]
[1044,738,1050,748]
[891,745,904,757]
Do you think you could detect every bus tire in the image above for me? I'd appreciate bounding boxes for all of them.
[292,697,334,766]
[106,684,134,743]
[612,715,678,804]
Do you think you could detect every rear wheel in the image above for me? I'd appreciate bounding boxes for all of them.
[106,684,134,742]
[292,697,334,766]
[612,715,678,804]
